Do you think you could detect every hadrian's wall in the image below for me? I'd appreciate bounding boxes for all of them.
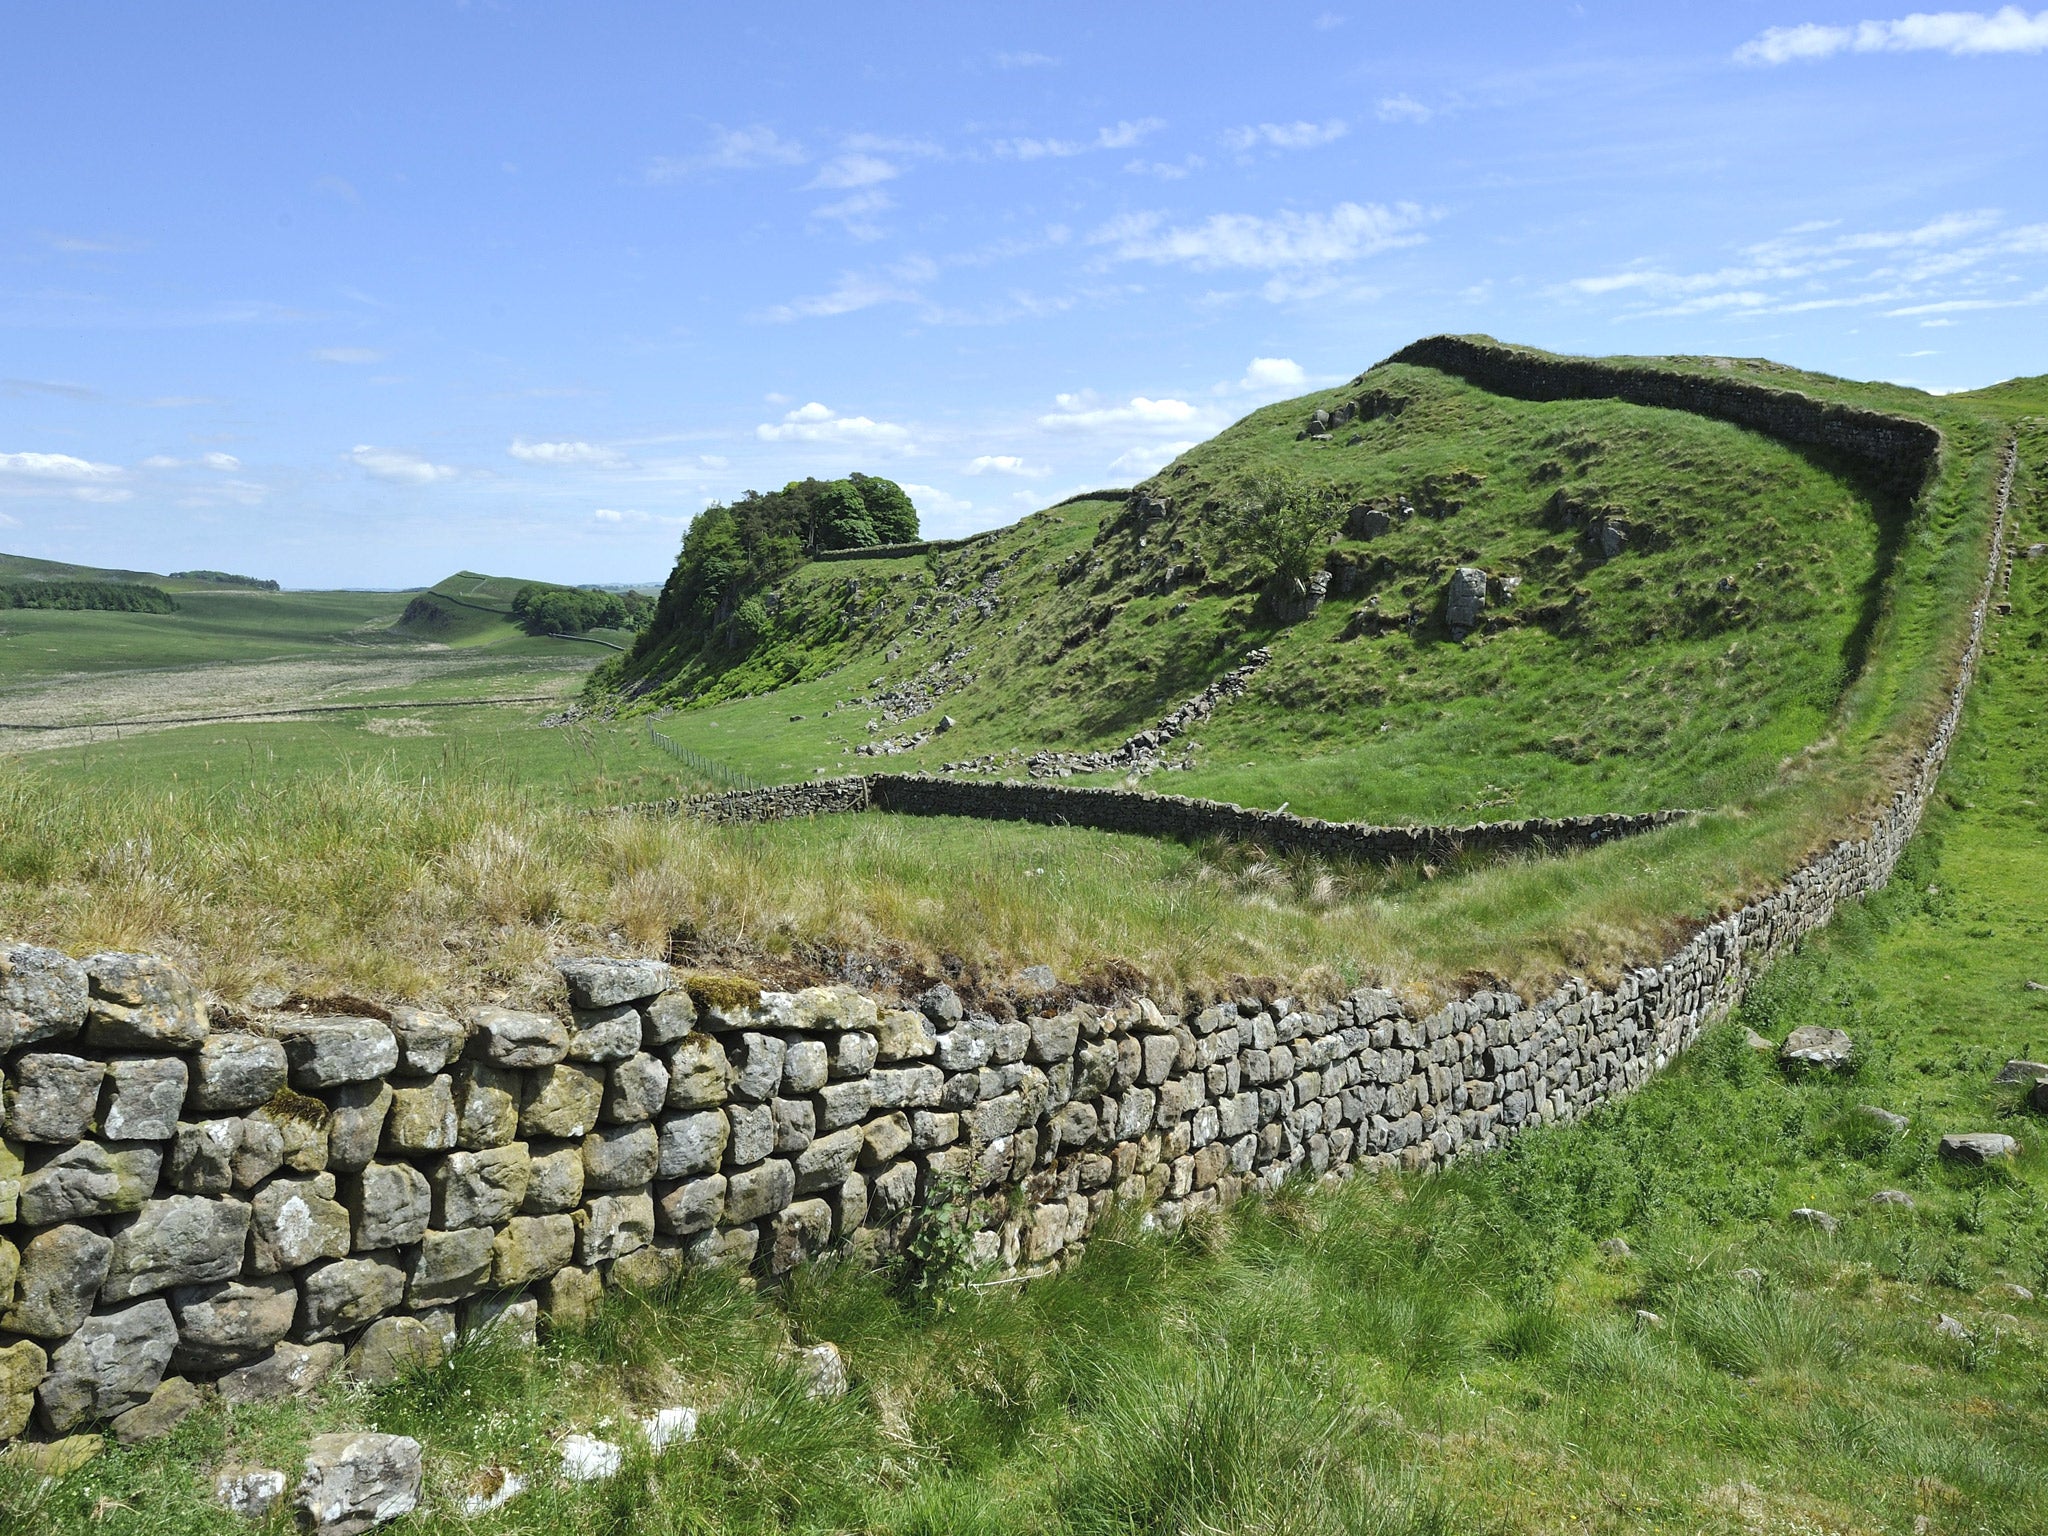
[0,414,2006,1449]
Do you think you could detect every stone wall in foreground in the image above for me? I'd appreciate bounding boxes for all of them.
[0,442,2008,1450]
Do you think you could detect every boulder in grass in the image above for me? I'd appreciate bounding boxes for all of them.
[797,1340,849,1399]
[1992,1059,2048,1086]
[1789,1207,1838,1234]
[215,1466,289,1520]
[1779,1026,1853,1070]
[1938,1132,2018,1165]
[1856,1105,1909,1134]
[294,1432,423,1535]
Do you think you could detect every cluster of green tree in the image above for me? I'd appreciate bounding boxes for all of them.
[1,580,177,613]
[629,473,918,657]
[508,583,654,636]
[169,569,279,590]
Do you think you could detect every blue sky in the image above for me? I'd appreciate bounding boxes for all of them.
[3,3,2045,588]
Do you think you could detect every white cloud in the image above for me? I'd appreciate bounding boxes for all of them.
[1092,200,1435,270]
[993,50,1058,67]
[349,445,458,484]
[645,125,806,181]
[139,452,242,470]
[1736,7,2048,64]
[806,153,899,190]
[812,189,895,241]
[996,118,1165,160]
[1240,357,1306,390]
[965,454,1048,477]
[902,482,973,518]
[1040,394,1202,431]
[755,403,912,444]
[0,450,122,480]
[509,438,626,467]
[1124,155,1204,180]
[760,263,929,321]
[1376,94,1432,123]
[1109,441,1197,476]
[1222,120,1347,152]
[311,347,385,364]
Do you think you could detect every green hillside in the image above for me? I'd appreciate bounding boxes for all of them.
[394,570,643,648]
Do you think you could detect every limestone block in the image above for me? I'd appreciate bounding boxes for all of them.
[665,1034,731,1108]
[111,1373,202,1444]
[602,1053,669,1124]
[723,1158,794,1224]
[522,1141,584,1214]
[1027,1011,1081,1065]
[0,942,88,1048]
[557,956,673,1010]
[519,1063,604,1140]
[0,1340,47,1441]
[344,1161,431,1250]
[101,1194,252,1301]
[83,952,207,1051]
[101,1056,188,1141]
[297,1252,406,1340]
[655,1109,728,1178]
[271,1016,398,1091]
[918,983,964,1024]
[726,1102,774,1165]
[832,1170,868,1235]
[293,1432,423,1536]
[794,1126,863,1194]
[830,1029,878,1079]
[250,1093,330,1173]
[1780,1025,1853,1069]
[783,1039,829,1095]
[387,1005,466,1075]
[859,1112,912,1168]
[642,989,698,1048]
[215,1341,342,1405]
[686,1225,758,1269]
[0,1235,12,1304]
[37,1297,177,1432]
[581,1122,658,1191]
[19,1139,162,1223]
[170,1274,298,1372]
[1446,567,1487,636]
[874,1009,936,1063]
[344,1317,444,1386]
[871,1065,943,1109]
[935,1022,992,1072]
[467,1006,566,1068]
[215,1465,290,1519]
[774,1095,815,1155]
[868,1160,917,1220]
[451,1060,520,1149]
[406,1226,496,1305]
[724,1033,785,1106]
[575,1192,654,1265]
[6,1052,104,1142]
[0,1137,18,1223]
[463,1292,539,1349]
[231,1111,283,1190]
[324,1080,393,1172]
[429,1142,531,1229]
[654,1174,725,1236]
[1940,1131,2019,1164]
[188,1032,289,1113]
[248,1173,352,1274]
[768,1199,833,1272]
[910,1110,959,1150]
[383,1075,457,1153]
[170,1118,241,1193]
[493,1214,575,1286]
[567,1004,640,1064]
[543,1263,604,1327]
[3,1224,112,1337]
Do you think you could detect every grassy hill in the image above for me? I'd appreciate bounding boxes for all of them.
[394,570,642,649]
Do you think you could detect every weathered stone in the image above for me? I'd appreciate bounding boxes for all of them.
[869,1160,917,1220]
[1856,1105,1909,1134]
[170,1274,298,1372]
[831,1030,878,1079]
[917,983,964,1024]
[576,1192,654,1265]
[214,1465,289,1519]
[324,1080,394,1172]
[582,1122,659,1191]
[250,1093,330,1173]
[406,1226,496,1305]
[656,1109,728,1178]
[83,952,207,1051]
[298,1252,406,1340]
[559,1433,623,1483]
[101,1056,188,1140]
[860,1111,912,1167]
[1789,1207,1838,1234]
[344,1161,431,1250]
[1780,1026,1853,1069]
[467,1007,567,1068]
[3,1224,112,1337]
[0,942,89,1047]
[726,1101,774,1165]
[1939,1131,2018,1164]
[249,1173,352,1273]
[724,1158,795,1223]
[654,1174,725,1236]
[567,1004,641,1064]
[816,1078,873,1132]
[518,1140,581,1214]
[386,1006,466,1075]
[271,1016,399,1091]
[795,1126,864,1193]
[429,1142,531,1228]
[774,1095,815,1155]
[111,1373,202,1444]
[685,1224,758,1269]
[462,1292,539,1349]
[6,1052,105,1141]
[1027,1011,1081,1065]
[796,1340,848,1399]
[0,1137,18,1223]
[215,1341,342,1405]
[294,1432,423,1535]
[603,1052,669,1124]
[19,1139,162,1223]
[101,1194,252,1300]
[1992,1058,2048,1085]
[559,956,674,1009]
[1,1433,102,1476]
[0,1340,47,1441]
[383,1075,457,1153]
[519,1063,605,1139]
[493,1213,575,1285]
[1869,1189,1915,1208]
[666,1034,731,1108]
[345,1317,444,1385]
[782,1038,830,1095]
[543,1263,605,1327]
[643,989,698,1048]
[37,1297,177,1431]
[189,1032,289,1113]
[171,1117,241,1193]
[451,1060,520,1149]
[769,1199,833,1271]
[727,1032,785,1103]
[875,1009,936,1062]
[1446,567,1487,636]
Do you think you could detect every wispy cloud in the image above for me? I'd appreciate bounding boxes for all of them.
[645,125,806,182]
[806,153,900,191]
[992,50,1058,68]
[1108,441,1197,476]
[760,262,931,321]
[1736,7,2048,64]
[1091,200,1435,271]
[755,402,912,445]
[1376,94,1433,123]
[1039,394,1204,431]
[0,450,122,480]
[995,118,1165,160]
[965,454,1048,477]
[509,438,627,467]
[311,346,386,364]
[140,451,241,470]
[2,377,98,400]
[812,189,896,242]
[350,445,458,484]
[1221,120,1347,152]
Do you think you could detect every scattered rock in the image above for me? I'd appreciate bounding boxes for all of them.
[1741,1028,1775,1053]
[458,1466,526,1516]
[1446,567,1487,637]
[1938,1132,2018,1165]
[1,1433,102,1478]
[1856,1105,1909,1133]
[1993,1058,2048,1084]
[642,1405,698,1450]
[559,1433,623,1482]
[37,1297,178,1432]
[110,1374,202,1444]
[1779,1026,1853,1069]
[215,1465,289,1520]
[1869,1189,1915,1209]
[797,1341,849,1399]
[1734,1267,1766,1286]
[294,1432,423,1535]
[1633,1309,1664,1330]
[1934,1313,1970,1341]
[1598,1238,1632,1259]
[1789,1207,1838,1234]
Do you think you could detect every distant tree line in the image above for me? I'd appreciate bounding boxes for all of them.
[631,473,918,655]
[509,583,654,636]
[1,580,178,613]
[169,570,279,590]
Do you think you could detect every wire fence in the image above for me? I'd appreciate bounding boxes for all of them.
[646,723,763,791]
